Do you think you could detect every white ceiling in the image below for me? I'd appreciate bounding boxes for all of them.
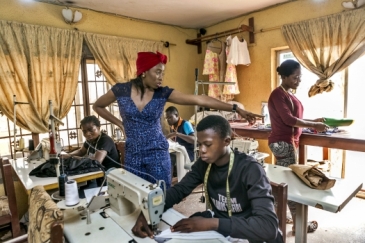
[36,0,291,28]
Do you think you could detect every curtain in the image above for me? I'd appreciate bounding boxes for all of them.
[0,21,83,133]
[84,33,163,85]
[282,8,365,97]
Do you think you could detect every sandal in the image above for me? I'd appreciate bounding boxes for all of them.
[307,221,318,233]
[292,221,318,235]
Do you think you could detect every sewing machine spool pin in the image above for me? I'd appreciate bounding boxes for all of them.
[48,100,64,176]
[13,95,30,161]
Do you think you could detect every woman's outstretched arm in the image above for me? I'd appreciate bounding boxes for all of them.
[168,90,262,124]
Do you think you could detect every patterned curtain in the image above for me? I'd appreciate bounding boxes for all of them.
[84,33,163,85]
[0,21,83,133]
[282,8,365,97]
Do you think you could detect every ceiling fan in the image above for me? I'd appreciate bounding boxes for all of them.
[342,0,365,8]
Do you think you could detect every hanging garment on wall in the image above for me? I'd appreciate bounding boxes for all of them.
[218,41,227,83]
[226,36,251,66]
[203,49,221,99]
[223,36,240,101]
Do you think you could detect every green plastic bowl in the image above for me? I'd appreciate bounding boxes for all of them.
[324,118,354,127]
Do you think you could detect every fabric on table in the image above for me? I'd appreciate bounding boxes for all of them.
[29,157,101,177]
[289,164,336,190]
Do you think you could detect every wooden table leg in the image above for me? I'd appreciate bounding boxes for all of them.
[323,147,329,160]
[299,144,307,165]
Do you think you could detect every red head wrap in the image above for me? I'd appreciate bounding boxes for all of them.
[136,51,168,77]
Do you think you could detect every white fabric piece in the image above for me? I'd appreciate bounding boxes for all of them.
[158,228,226,240]
[226,36,251,66]
[226,237,249,243]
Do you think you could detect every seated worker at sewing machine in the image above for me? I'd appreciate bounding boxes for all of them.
[132,115,282,243]
[61,115,120,185]
[165,106,195,177]
[165,106,195,161]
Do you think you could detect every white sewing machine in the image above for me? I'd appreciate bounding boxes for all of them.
[27,138,62,160]
[107,168,165,232]
[230,138,259,154]
[230,138,269,165]
[63,169,231,243]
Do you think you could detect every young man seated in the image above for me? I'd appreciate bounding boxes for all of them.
[132,115,282,243]
[165,106,195,177]
[165,106,195,161]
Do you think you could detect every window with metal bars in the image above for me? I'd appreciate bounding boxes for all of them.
[0,56,121,158]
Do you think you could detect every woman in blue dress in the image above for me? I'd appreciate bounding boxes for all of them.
[93,51,261,189]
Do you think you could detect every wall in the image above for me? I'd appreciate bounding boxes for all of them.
[0,0,200,119]
[204,0,346,160]
[1,0,350,160]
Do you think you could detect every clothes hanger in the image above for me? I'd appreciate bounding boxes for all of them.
[207,37,222,54]
[238,30,245,42]
[207,40,221,50]
[213,37,222,43]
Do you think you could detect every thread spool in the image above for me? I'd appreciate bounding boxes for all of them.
[19,138,25,149]
[58,174,68,197]
[65,180,79,206]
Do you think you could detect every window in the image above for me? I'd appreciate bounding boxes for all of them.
[0,58,121,158]
[57,58,121,152]
[276,50,365,187]
[0,115,32,158]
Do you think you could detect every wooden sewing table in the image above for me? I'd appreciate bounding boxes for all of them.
[9,157,104,193]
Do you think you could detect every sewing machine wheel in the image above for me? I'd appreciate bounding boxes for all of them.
[200,195,205,203]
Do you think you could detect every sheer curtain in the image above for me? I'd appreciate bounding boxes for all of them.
[0,21,83,133]
[84,33,163,85]
[282,8,365,97]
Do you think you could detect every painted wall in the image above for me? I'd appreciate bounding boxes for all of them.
[203,0,346,160]
[0,0,200,120]
[0,0,351,160]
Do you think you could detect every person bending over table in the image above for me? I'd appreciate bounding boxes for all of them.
[268,59,329,235]
[93,51,262,189]
[132,115,283,243]
[61,115,120,186]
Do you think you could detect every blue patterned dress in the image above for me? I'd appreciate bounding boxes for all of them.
[111,82,173,188]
